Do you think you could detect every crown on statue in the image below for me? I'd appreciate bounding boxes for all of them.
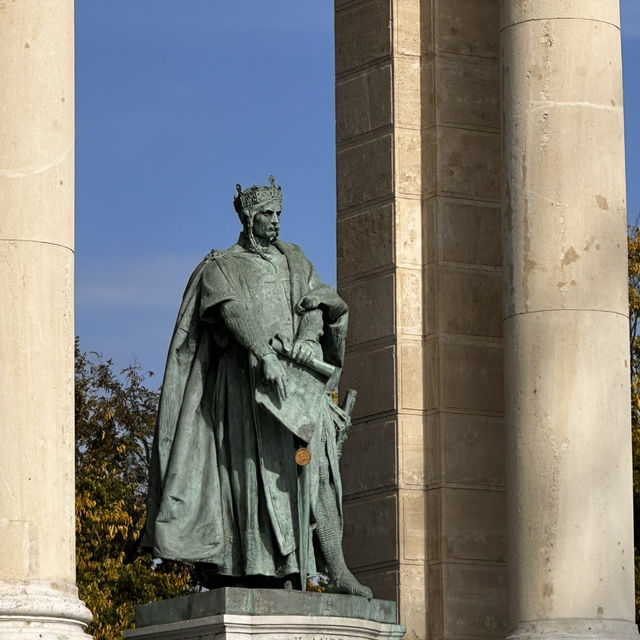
[233,175,282,217]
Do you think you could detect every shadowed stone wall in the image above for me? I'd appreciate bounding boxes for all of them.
[335,2,506,639]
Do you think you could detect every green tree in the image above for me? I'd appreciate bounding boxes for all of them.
[628,226,640,620]
[75,341,194,640]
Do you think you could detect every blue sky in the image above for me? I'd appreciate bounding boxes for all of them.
[75,1,336,377]
[75,1,640,379]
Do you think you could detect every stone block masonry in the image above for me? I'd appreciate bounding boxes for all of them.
[335,2,505,639]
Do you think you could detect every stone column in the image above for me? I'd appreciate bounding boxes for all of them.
[335,2,506,639]
[0,1,92,638]
[502,3,639,640]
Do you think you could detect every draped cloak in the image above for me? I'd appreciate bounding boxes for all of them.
[143,238,349,578]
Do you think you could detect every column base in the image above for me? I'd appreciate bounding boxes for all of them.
[507,618,640,640]
[124,587,405,640]
[0,580,92,640]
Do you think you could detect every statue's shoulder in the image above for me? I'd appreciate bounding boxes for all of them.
[203,248,226,262]
[201,244,245,264]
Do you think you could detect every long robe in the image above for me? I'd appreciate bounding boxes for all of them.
[143,237,348,578]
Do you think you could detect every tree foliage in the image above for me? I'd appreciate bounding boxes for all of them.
[628,226,640,621]
[75,341,194,640]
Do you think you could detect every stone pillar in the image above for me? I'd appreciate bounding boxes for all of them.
[502,3,639,640]
[335,2,506,639]
[0,1,92,638]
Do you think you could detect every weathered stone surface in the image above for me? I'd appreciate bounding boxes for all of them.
[341,344,396,419]
[438,563,507,639]
[341,419,397,496]
[395,128,424,197]
[503,19,623,111]
[428,563,508,640]
[398,414,426,488]
[354,569,399,606]
[0,169,74,247]
[424,266,437,336]
[503,19,627,319]
[426,489,443,563]
[0,242,76,579]
[0,2,74,249]
[504,311,634,619]
[502,2,638,637]
[337,134,394,210]
[440,488,505,562]
[425,414,442,487]
[0,582,93,640]
[503,103,628,317]
[337,205,394,277]
[398,565,427,640]
[393,0,428,56]
[442,341,503,413]
[421,127,437,198]
[0,1,92,637]
[438,200,501,267]
[395,198,422,266]
[336,0,506,636]
[427,565,444,639]
[436,267,502,337]
[437,127,500,200]
[436,54,499,130]
[343,494,398,569]
[399,341,425,411]
[393,54,422,127]
[397,268,423,335]
[400,490,426,561]
[336,64,392,143]
[423,338,439,410]
[501,0,620,28]
[439,413,504,487]
[133,588,399,628]
[126,614,406,640]
[335,0,391,75]
[437,0,500,58]
[341,273,395,345]
[420,59,436,129]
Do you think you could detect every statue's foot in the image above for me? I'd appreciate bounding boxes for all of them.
[327,570,373,599]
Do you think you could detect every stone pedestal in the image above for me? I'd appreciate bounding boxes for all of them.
[0,1,92,638]
[123,588,405,640]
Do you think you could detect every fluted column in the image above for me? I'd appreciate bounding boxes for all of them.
[502,2,638,640]
[0,1,92,638]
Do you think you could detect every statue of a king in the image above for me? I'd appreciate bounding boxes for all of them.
[143,176,372,598]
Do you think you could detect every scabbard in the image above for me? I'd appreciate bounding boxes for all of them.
[297,461,311,591]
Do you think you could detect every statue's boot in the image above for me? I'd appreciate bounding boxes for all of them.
[313,468,373,599]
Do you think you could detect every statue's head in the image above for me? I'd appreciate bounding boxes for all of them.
[234,176,282,228]
[233,176,283,257]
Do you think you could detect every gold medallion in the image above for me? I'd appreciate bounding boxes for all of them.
[295,447,311,466]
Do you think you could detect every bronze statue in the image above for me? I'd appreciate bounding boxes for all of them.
[144,177,371,598]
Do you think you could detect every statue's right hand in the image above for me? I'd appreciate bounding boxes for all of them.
[262,353,287,400]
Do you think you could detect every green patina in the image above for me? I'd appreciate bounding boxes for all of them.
[134,588,399,629]
[144,177,371,599]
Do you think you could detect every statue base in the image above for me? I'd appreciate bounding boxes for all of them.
[123,587,406,640]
